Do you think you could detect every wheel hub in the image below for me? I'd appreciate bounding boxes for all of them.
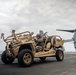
[23,53,32,64]
[59,51,63,59]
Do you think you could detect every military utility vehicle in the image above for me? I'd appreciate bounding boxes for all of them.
[1,30,64,67]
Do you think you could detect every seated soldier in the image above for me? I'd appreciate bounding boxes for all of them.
[35,30,46,48]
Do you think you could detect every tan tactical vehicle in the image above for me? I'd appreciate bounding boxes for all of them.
[1,30,64,67]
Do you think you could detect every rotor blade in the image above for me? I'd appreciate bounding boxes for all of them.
[56,29,75,33]
[63,39,73,42]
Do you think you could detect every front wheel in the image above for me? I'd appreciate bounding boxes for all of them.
[56,50,64,61]
[1,51,15,64]
[18,49,34,67]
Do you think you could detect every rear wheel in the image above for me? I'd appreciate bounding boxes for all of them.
[1,51,15,64]
[18,49,34,67]
[56,50,64,61]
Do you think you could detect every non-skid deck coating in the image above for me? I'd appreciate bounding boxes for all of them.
[0,53,76,75]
